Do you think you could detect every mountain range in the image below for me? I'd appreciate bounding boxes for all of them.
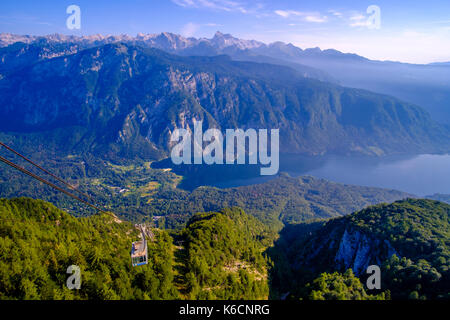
[2,31,449,124]
[1,37,450,160]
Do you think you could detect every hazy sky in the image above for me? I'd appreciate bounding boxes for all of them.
[1,0,450,63]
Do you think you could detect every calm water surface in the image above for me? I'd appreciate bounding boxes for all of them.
[213,154,450,196]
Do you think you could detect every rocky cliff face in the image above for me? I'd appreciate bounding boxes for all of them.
[334,229,397,276]
[272,199,450,299]
[292,224,397,276]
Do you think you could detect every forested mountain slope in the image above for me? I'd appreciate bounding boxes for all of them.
[270,199,450,299]
[0,198,269,300]
[0,197,179,299]
[1,43,449,159]
[152,174,412,229]
[177,207,271,299]
[2,197,448,300]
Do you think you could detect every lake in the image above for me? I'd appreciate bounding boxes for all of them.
[298,154,450,196]
[153,154,450,196]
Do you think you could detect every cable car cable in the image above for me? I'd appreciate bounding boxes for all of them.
[0,141,92,200]
[0,155,111,216]
[0,151,140,263]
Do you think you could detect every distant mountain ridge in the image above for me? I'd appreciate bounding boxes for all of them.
[0,31,265,50]
[1,42,450,160]
[0,31,340,82]
[2,31,449,124]
[0,31,368,59]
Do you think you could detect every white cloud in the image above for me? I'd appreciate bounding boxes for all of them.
[274,10,303,18]
[275,10,327,23]
[181,22,200,37]
[347,12,369,27]
[350,14,366,21]
[304,15,327,23]
[329,10,343,17]
[350,21,368,27]
[172,0,248,13]
[204,23,223,27]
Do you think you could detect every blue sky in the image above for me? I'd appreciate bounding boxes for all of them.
[1,0,450,63]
